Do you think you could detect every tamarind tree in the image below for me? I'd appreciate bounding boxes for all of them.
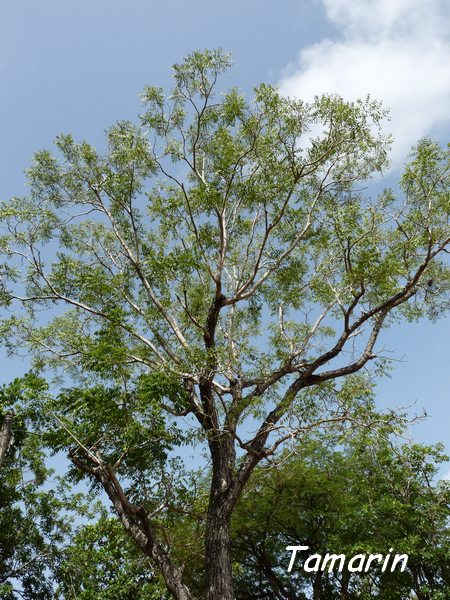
[0,49,449,600]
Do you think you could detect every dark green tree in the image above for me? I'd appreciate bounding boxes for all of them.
[55,511,167,600]
[0,375,92,599]
[231,422,450,600]
[0,49,449,599]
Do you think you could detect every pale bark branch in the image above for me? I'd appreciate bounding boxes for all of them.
[0,412,14,468]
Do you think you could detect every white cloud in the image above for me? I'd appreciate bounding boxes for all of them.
[279,0,450,167]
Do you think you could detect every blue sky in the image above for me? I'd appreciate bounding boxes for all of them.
[1,0,449,473]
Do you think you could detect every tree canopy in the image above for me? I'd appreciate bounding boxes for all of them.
[231,427,450,600]
[0,49,449,599]
[0,376,94,599]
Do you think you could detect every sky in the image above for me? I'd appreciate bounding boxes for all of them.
[1,0,449,474]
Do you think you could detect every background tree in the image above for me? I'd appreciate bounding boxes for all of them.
[0,49,449,599]
[231,415,450,600]
[0,375,91,600]
[55,511,167,600]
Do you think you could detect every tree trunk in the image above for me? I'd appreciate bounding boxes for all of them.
[205,500,233,600]
[204,433,236,600]
[0,412,14,468]
[340,571,350,600]
[312,569,322,600]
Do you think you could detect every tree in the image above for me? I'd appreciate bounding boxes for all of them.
[55,511,167,599]
[231,422,450,600]
[0,49,449,599]
[0,375,91,599]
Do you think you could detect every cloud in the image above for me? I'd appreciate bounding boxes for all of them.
[279,0,450,167]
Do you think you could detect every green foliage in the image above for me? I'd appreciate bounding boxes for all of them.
[231,428,450,599]
[55,512,168,600]
[0,377,94,600]
[1,50,448,394]
[39,381,186,485]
